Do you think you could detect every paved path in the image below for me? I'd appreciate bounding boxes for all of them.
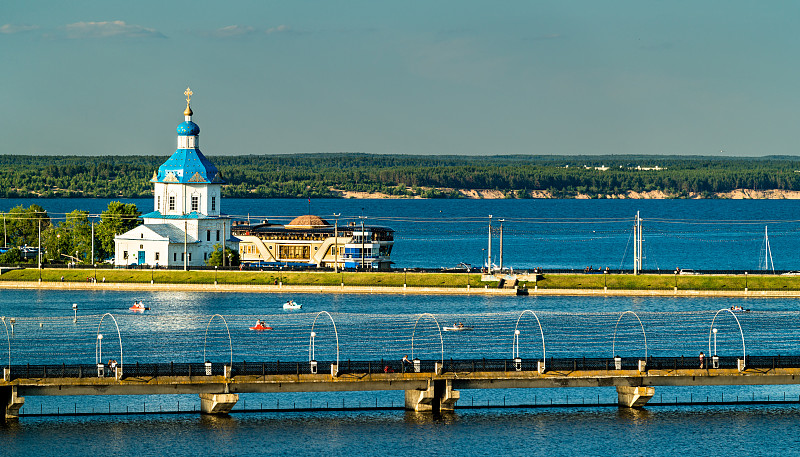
[1,280,800,297]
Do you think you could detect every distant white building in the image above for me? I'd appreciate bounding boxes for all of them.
[114,88,237,267]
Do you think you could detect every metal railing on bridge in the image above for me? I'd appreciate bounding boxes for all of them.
[8,355,800,381]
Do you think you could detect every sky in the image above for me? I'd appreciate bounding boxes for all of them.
[2,1,800,157]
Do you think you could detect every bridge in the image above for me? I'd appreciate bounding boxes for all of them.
[3,309,800,421]
[4,355,800,421]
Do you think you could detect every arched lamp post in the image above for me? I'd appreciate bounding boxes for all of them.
[97,334,104,377]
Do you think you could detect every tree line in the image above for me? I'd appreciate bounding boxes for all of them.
[1,153,800,199]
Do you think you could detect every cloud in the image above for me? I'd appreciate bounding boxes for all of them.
[212,25,257,38]
[0,24,40,34]
[63,20,165,39]
[266,25,290,35]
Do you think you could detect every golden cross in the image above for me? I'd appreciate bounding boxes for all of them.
[184,87,193,104]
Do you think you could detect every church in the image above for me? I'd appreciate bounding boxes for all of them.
[114,88,237,267]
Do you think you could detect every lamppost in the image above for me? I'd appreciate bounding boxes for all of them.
[674,270,678,289]
[481,248,486,273]
[72,303,78,323]
[333,213,340,273]
[712,327,719,368]
[604,269,608,288]
[404,268,407,287]
[151,266,154,284]
[713,328,718,355]
[94,263,97,282]
[97,333,104,375]
[215,265,218,285]
[745,272,748,290]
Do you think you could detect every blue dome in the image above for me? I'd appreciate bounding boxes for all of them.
[176,121,200,136]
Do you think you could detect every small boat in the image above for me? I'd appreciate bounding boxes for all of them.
[443,323,472,332]
[730,306,751,313]
[129,301,150,311]
[283,300,302,310]
[249,321,273,331]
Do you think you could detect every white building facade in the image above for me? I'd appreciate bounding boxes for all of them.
[114,89,237,267]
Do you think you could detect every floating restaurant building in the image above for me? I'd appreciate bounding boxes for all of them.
[232,215,394,270]
[113,89,237,267]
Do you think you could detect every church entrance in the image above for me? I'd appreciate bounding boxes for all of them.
[138,251,146,265]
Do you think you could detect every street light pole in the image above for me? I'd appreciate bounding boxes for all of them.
[333,213,340,273]
[713,328,718,355]
[359,215,366,271]
[404,268,407,287]
[498,218,504,272]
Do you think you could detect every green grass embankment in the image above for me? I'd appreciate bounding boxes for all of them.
[0,268,486,288]
[5,269,799,292]
[526,274,800,291]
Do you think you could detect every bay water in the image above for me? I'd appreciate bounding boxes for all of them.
[3,198,800,456]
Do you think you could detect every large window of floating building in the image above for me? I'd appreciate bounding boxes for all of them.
[279,245,310,260]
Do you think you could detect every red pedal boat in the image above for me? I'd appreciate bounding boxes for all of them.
[130,301,150,311]
[249,321,273,331]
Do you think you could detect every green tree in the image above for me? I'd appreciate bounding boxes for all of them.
[0,247,23,264]
[42,210,92,264]
[2,204,50,247]
[95,201,141,261]
[206,243,240,266]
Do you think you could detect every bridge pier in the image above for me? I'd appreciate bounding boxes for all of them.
[1,386,25,422]
[199,393,239,415]
[616,386,654,408]
[404,379,460,413]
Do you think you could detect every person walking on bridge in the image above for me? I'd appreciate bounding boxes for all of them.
[699,351,705,369]
[402,355,412,372]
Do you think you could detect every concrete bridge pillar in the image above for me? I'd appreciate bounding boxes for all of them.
[1,386,25,421]
[199,393,239,415]
[616,386,654,408]
[404,380,460,413]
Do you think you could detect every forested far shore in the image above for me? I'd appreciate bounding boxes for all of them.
[2,153,800,199]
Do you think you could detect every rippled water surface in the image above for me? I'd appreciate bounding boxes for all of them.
[4,197,800,454]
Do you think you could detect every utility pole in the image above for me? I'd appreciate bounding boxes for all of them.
[633,211,642,275]
[499,218,504,272]
[91,217,95,265]
[38,218,41,271]
[638,212,643,273]
[633,213,637,275]
[487,215,493,274]
[184,220,188,271]
[333,213,340,272]
[359,215,366,270]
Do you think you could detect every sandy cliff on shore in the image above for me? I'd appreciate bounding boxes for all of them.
[332,187,800,200]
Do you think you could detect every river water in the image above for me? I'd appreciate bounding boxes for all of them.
[3,197,800,270]
[3,198,800,456]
